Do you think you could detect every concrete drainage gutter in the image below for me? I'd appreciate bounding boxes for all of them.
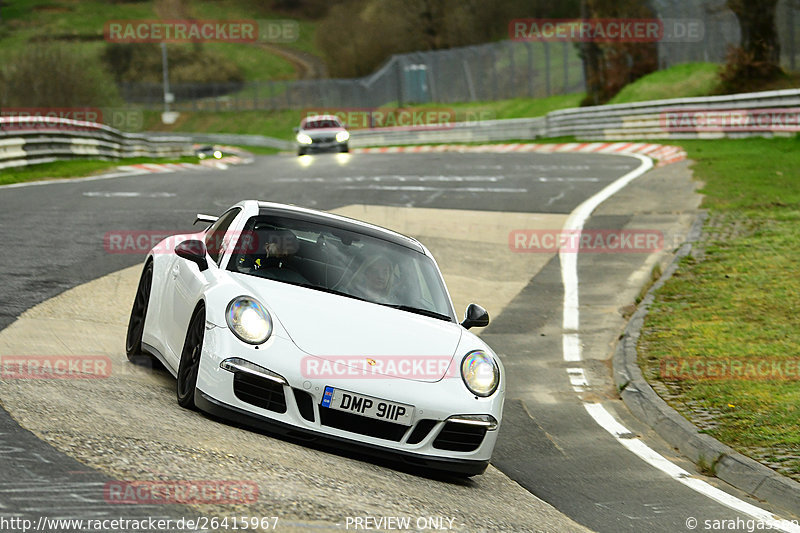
[612,211,800,515]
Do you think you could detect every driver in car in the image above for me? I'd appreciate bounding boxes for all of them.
[238,228,306,283]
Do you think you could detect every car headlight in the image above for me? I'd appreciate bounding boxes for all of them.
[296,133,313,145]
[225,296,272,345]
[336,131,350,143]
[213,150,222,159]
[460,350,499,397]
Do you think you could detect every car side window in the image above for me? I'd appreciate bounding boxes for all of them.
[205,208,240,265]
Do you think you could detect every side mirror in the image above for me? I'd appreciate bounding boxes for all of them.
[175,240,209,272]
[461,303,489,330]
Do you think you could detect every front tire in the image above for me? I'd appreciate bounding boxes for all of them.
[177,305,205,410]
[126,261,153,362]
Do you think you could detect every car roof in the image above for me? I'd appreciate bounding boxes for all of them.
[301,115,343,127]
[253,201,424,253]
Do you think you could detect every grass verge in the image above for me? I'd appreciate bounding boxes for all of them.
[0,156,197,186]
[141,94,587,139]
[638,138,800,481]
[0,0,317,81]
[608,63,721,104]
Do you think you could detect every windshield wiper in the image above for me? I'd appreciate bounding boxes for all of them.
[381,304,453,322]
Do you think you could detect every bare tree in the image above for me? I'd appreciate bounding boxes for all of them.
[579,0,658,105]
[720,0,782,87]
[727,0,781,65]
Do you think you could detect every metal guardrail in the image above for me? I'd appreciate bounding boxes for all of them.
[0,117,192,170]
[173,88,799,149]
[6,88,799,169]
[148,118,548,151]
[544,88,800,140]
[348,117,547,147]
[144,131,293,151]
[340,89,798,146]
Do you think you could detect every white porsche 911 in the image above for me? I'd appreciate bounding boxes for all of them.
[126,200,504,475]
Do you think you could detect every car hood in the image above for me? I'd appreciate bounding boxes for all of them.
[303,128,344,137]
[232,274,461,382]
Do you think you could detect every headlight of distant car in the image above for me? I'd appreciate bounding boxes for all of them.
[213,150,222,159]
[296,133,313,145]
[336,131,350,143]
[461,350,499,397]
[225,296,272,344]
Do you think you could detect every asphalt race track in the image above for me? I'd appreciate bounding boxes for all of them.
[0,151,797,532]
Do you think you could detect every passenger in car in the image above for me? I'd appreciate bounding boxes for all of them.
[348,255,395,302]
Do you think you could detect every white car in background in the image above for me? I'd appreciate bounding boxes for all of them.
[294,115,349,155]
[126,200,504,476]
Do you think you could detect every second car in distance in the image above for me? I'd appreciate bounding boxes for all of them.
[295,114,349,156]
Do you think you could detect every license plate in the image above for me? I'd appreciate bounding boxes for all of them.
[321,386,414,426]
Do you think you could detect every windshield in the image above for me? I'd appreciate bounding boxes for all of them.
[227,215,455,321]
[303,119,342,129]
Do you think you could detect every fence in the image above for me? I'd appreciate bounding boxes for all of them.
[0,117,192,170]
[116,0,800,113]
[121,39,586,111]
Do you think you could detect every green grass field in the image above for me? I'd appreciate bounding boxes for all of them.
[140,93,588,139]
[639,138,800,480]
[0,156,197,186]
[0,0,318,80]
[609,63,721,104]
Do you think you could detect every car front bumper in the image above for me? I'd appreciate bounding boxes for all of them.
[297,140,347,153]
[195,390,490,476]
[195,327,503,473]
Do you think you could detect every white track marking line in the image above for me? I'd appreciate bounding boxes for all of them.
[559,154,800,532]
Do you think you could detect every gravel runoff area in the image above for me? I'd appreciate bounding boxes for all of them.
[0,206,590,533]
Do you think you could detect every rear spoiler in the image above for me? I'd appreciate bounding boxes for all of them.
[193,213,219,226]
